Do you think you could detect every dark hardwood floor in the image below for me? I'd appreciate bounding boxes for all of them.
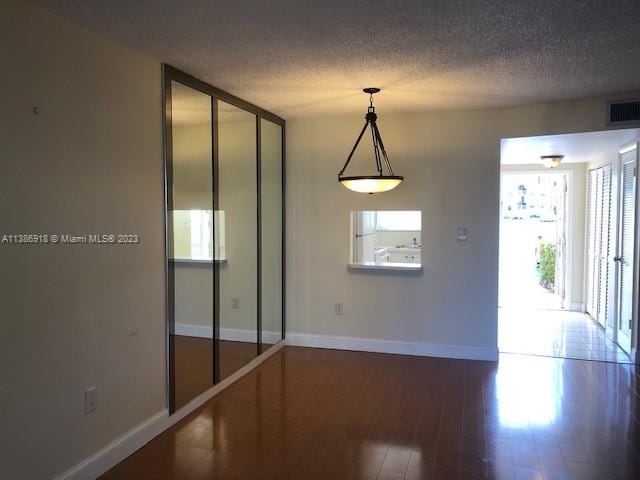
[218,339,259,381]
[102,347,640,479]
[174,336,257,409]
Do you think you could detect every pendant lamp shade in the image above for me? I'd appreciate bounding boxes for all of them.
[339,176,404,193]
[541,154,564,168]
[338,88,403,193]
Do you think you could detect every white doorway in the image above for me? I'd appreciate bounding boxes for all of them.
[498,129,639,363]
[499,172,568,311]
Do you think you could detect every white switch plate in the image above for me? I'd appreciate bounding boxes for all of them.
[457,228,468,241]
[334,303,343,315]
[84,387,97,414]
[232,297,240,309]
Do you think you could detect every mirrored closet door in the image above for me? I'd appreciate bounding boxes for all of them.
[218,101,258,381]
[164,66,285,413]
[166,80,214,410]
[260,119,284,352]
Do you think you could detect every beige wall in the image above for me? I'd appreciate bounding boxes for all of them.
[501,163,587,309]
[0,1,164,478]
[286,93,640,354]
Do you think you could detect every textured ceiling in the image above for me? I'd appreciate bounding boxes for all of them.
[36,0,640,118]
[501,128,640,165]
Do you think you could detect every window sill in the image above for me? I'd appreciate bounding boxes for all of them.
[347,262,422,272]
[170,257,227,265]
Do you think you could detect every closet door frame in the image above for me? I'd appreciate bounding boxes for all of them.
[599,164,613,333]
[162,65,286,413]
[586,169,597,318]
[614,143,639,355]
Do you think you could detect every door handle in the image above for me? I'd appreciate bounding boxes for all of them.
[613,256,622,262]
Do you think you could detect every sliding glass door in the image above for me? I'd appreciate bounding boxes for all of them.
[163,66,285,412]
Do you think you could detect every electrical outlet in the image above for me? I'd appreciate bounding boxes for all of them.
[84,387,97,414]
[457,227,468,241]
[334,303,343,315]
[232,297,240,309]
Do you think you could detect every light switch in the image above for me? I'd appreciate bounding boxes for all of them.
[84,387,97,414]
[457,228,468,241]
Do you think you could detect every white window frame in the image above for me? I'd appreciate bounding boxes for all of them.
[374,211,421,232]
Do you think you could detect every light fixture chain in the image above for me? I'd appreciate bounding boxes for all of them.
[370,122,383,175]
[372,122,394,176]
[338,120,370,177]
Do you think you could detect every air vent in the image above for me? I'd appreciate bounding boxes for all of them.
[607,99,640,126]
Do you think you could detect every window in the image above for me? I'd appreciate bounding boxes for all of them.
[189,210,211,259]
[171,209,226,261]
[375,211,421,231]
[349,211,422,271]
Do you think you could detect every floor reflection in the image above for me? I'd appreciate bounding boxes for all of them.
[500,308,633,363]
[100,347,640,480]
[495,354,563,428]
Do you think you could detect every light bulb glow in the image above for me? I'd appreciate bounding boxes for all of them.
[541,155,564,168]
[339,176,403,193]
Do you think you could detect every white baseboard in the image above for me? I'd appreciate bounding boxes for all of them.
[569,302,585,312]
[56,341,285,480]
[55,410,170,480]
[174,323,212,339]
[286,333,498,361]
[174,323,281,344]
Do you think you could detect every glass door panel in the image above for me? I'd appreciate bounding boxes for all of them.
[165,66,285,413]
[218,100,258,380]
[260,119,283,351]
[168,81,214,410]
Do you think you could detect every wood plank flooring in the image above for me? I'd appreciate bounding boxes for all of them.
[101,347,640,479]
[174,336,257,409]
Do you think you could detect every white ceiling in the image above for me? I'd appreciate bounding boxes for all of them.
[501,129,640,165]
[36,0,640,119]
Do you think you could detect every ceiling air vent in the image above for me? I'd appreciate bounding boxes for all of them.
[607,99,640,127]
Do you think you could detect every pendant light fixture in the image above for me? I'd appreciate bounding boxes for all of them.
[541,154,564,168]
[338,88,403,193]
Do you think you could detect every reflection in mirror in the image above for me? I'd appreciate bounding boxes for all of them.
[218,100,258,380]
[349,211,422,269]
[171,210,226,262]
[169,81,214,409]
[260,119,283,351]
